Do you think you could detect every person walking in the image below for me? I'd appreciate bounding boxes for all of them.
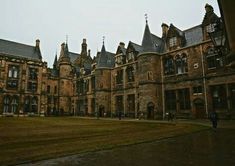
[209,111,218,130]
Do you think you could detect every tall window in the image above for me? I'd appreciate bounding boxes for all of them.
[165,90,176,111]
[169,37,177,47]
[127,52,135,62]
[126,66,134,82]
[3,96,10,113]
[29,68,38,80]
[178,88,191,110]
[175,54,188,74]
[11,96,18,114]
[28,68,38,92]
[91,77,95,90]
[164,56,175,75]
[77,79,84,94]
[116,70,123,84]
[24,97,30,113]
[206,47,224,69]
[210,85,227,109]
[127,94,135,117]
[7,65,19,89]
[54,86,57,94]
[47,85,51,93]
[31,97,38,113]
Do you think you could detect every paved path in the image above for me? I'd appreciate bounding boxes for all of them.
[21,120,235,166]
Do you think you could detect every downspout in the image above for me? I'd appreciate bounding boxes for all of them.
[161,55,165,120]
[200,45,208,116]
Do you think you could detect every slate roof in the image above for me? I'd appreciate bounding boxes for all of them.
[129,41,143,53]
[0,39,42,61]
[141,23,156,52]
[69,52,80,63]
[151,34,165,53]
[184,25,203,47]
[97,44,115,68]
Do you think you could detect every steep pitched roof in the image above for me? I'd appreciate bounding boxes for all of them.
[141,22,156,52]
[129,41,143,53]
[151,34,165,53]
[97,44,115,68]
[0,39,42,61]
[69,52,80,63]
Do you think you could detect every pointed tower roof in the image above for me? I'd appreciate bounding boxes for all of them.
[141,17,156,52]
[53,53,58,69]
[58,42,70,64]
[97,40,115,68]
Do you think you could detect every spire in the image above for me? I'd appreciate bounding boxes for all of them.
[97,36,109,68]
[101,36,106,53]
[59,42,70,63]
[53,53,58,69]
[141,15,156,52]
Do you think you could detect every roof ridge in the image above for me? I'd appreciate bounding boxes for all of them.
[0,38,35,48]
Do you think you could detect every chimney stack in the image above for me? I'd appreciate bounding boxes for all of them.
[36,39,40,48]
[161,23,169,38]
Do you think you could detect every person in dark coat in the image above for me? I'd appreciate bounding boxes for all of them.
[209,111,218,130]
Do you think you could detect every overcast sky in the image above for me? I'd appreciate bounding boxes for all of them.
[0,0,220,67]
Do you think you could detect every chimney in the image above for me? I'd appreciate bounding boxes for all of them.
[161,23,169,38]
[81,38,87,55]
[205,3,214,13]
[35,39,40,48]
[119,42,125,48]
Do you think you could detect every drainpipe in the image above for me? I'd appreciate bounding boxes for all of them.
[161,56,165,120]
[200,45,208,116]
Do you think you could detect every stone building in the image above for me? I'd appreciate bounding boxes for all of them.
[0,4,234,119]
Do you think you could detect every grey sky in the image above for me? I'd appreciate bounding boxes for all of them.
[0,0,219,67]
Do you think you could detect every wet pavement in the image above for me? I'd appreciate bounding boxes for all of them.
[21,120,235,166]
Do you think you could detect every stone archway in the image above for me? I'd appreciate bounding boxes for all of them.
[147,102,155,119]
[194,98,206,119]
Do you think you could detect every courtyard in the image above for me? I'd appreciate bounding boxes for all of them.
[0,117,207,165]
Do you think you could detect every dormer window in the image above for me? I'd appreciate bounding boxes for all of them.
[206,23,216,33]
[127,52,135,62]
[169,37,177,47]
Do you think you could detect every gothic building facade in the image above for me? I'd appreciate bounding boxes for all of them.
[0,4,235,119]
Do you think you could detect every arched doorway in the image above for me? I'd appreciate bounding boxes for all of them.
[194,98,205,118]
[147,102,155,119]
[99,105,105,117]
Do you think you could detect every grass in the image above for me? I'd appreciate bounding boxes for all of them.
[0,117,208,165]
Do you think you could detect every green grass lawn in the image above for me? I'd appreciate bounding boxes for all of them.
[0,117,207,165]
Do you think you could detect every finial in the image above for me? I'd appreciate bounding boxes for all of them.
[102,36,105,45]
[145,13,148,24]
[66,35,68,44]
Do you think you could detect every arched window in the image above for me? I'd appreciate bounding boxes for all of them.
[3,96,11,113]
[164,56,175,75]
[11,96,18,114]
[175,54,188,74]
[175,55,182,74]
[182,54,188,73]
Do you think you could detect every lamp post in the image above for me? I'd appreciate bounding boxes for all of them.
[217,0,235,67]
[208,20,228,68]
